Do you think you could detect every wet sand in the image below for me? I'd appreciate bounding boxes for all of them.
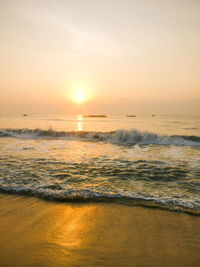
[0,193,199,267]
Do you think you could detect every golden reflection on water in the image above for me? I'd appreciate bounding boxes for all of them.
[76,115,83,131]
[76,121,83,131]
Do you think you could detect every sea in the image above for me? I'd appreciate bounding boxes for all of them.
[0,114,200,215]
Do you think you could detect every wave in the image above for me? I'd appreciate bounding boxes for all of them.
[0,128,200,146]
[0,186,199,215]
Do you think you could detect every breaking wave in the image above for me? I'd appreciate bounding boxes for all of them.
[0,128,200,146]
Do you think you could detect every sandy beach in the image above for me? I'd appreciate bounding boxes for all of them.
[0,193,199,267]
[1,0,200,266]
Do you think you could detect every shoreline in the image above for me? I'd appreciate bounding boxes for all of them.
[0,190,199,216]
[0,193,200,266]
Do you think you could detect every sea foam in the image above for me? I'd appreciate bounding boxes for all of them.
[0,128,200,146]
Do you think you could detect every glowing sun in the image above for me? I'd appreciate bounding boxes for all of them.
[75,91,84,103]
[65,82,92,104]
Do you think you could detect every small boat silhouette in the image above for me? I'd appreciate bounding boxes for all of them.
[126,115,136,117]
[84,114,107,118]
[23,114,28,117]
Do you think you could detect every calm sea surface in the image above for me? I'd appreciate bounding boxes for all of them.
[0,114,200,214]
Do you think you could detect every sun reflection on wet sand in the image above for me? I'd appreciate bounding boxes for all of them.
[0,195,200,267]
[50,205,96,250]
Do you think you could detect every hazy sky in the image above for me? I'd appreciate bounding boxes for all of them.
[1,0,200,114]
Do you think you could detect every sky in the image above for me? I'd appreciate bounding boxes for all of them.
[1,0,200,114]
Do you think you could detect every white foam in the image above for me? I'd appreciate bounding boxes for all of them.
[0,128,199,146]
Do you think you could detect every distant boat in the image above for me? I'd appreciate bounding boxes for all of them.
[126,115,136,117]
[84,115,107,118]
[152,114,155,117]
[84,114,107,118]
[23,114,28,116]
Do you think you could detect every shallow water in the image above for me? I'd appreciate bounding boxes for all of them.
[0,114,200,214]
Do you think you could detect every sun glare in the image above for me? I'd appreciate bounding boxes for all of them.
[76,92,84,103]
[64,82,93,104]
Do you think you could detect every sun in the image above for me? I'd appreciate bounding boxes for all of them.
[75,91,84,103]
[64,82,93,104]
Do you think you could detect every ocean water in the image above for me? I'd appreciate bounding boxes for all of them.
[0,114,200,215]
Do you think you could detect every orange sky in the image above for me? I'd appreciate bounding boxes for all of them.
[0,0,200,114]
